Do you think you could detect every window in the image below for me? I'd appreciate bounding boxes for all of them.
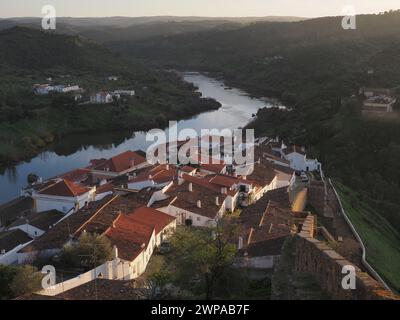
[197,217,201,222]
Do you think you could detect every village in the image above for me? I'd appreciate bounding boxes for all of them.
[0,134,327,297]
[32,75,135,105]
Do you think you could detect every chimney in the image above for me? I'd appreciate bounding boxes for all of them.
[166,164,170,170]
[1,249,5,255]
[129,159,135,167]
[189,182,193,192]
[221,187,227,194]
[238,236,244,250]
[215,196,220,206]
[197,200,202,208]
[112,245,118,259]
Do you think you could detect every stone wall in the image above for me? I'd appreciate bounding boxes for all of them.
[295,215,398,300]
[307,181,329,217]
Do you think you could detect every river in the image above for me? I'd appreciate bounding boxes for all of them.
[0,73,276,204]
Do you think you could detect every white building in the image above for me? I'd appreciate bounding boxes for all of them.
[33,84,53,95]
[90,92,113,104]
[8,209,64,238]
[31,179,96,214]
[282,145,321,172]
[113,90,135,96]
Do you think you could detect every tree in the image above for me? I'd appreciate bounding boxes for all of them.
[0,265,18,299]
[59,232,113,269]
[169,222,238,299]
[9,265,42,298]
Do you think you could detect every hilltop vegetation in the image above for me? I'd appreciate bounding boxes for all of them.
[0,27,220,167]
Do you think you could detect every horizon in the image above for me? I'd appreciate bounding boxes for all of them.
[1,0,400,19]
[2,11,400,20]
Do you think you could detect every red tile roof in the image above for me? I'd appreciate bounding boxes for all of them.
[59,168,91,183]
[38,179,91,197]
[180,165,197,173]
[105,214,155,261]
[92,151,147,173]
[209,174,252,189]
[129,206,175,235]
[190,153,226,174]
[182,174,237,197]
[95,183,115,195]
[128,164,178,185]
[157,177,228,219]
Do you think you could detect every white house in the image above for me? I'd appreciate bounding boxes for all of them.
[107,76,119,81]
[127,164,178,191]
[90,91,113,104]
[113,90,135,96]
[152,175,229,228]
[33,84,53,95]
[8,209,64,238]
[282,145,321,172]
[32,179,96,214]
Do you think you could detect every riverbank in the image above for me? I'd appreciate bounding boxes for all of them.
[0,94,220,171]
[0,73,268,204]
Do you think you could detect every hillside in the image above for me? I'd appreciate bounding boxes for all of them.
[117,11,400,281]
[0,27,220,167]
[1,16,306,44]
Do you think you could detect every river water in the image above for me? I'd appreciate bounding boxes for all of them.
[0,73,274,204]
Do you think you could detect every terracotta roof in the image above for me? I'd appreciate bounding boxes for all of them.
[105,214,154,261]
[0,229,32,253]
[0,196,34,227]
[180,165,197,173]
[160,178,227,219]
[95,183,115,195]
[20,195,116,253]
[129,206,176,235]
[240,187,291,229]
[9,209,64,231]
[92,150,147,173]
[128,164,178,186]
[238,164,274,189]
[59,168,91,183]
[190,153,226,174]
[38,179,91,197]
[209,174,252,189]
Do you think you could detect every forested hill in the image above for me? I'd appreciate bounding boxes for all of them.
[117,11,400,102]
[0,26,128,72]
[0,27,221,167]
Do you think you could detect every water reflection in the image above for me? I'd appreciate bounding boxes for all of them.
[0,73,271,204]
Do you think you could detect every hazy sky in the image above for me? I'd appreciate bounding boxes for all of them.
[1,0,399,18]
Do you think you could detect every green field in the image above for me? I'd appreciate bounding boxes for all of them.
[335,182,400,293]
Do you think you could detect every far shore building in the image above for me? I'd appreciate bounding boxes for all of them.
[90,91,113,104]
[113,90,135,96]
[360,87,397,113]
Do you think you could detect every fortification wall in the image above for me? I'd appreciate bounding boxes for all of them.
[307,181,328,217]
[295,215,397,300]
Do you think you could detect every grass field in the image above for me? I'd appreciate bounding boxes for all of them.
[334,182,400,293]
